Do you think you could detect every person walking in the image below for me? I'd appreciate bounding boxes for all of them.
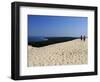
[80,35,82,41]
[83,35,86,41]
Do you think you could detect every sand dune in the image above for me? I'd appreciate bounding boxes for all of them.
[28,39,88,67]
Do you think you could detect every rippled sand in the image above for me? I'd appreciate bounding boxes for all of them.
[28,39,88,67]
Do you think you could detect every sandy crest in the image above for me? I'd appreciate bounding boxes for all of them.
[28,39,88,67]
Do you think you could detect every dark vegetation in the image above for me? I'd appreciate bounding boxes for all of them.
[28,37,79,47]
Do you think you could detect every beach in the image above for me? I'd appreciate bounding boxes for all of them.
[28,39,88,67]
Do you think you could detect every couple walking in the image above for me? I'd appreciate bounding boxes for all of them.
[80,35,86,41]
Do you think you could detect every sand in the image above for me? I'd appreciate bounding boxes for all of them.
[28,39,88,67]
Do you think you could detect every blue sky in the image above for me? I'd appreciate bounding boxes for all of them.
[28,15,87,37]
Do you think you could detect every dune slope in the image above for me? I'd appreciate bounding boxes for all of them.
[28,39,88,67]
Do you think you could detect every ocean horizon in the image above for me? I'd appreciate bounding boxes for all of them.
[28,36,79,42]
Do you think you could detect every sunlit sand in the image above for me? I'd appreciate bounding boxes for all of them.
[28,39,88,67]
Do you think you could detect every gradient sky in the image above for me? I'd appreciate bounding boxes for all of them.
[28,15,87,37]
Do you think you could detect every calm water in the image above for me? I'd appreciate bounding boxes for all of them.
[28,36,79,42]
[28,36,48,42]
